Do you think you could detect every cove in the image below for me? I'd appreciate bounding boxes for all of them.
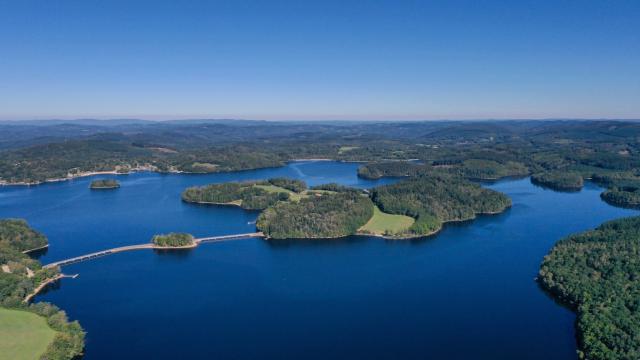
[1,161,637,359]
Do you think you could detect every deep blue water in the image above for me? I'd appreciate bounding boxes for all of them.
[1,161,637,359]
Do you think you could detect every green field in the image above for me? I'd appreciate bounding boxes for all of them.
[254,184,305,201]
[359,205,414,236]
[253,185,335,202]
[0,307,57,360]
[338,146,359,154]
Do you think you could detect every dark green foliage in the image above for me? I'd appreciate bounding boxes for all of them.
[456,159,529,180]
[601,187,640,209]
[182,182,244,204]
[357,161,427,179]
[152,233,194,247]
[0,220,56,306]
[26,302,85,360]
[3,120,640,194]
[267,178,306,193]
[181,180,290,210]
[539,217,640,360]
[0,218,85,359]
[89,179,120,189]
[371,174,511,235]
[310,183,358,193]
[256,192,374,239]
[0,140,285,184]
[531,171,584,191]
[0,219,47,252]
[590,173,640,208]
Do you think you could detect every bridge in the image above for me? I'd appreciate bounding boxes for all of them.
[44,232,264,269]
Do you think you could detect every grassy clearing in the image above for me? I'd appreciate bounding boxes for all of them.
[253,185,337,202]
[338,146,359,154]
[359,205,414,236]
[253,184,305,201]
[0,307,57,360]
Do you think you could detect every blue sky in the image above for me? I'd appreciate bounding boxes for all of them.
[0,0,638,120]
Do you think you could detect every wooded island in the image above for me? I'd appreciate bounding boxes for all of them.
[89,179,120,189]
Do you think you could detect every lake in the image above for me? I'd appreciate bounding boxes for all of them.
[1,161,637,359]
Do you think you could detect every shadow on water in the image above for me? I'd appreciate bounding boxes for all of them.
[27,246,49,259]
[36,278,64,298]
[265,235,370,249]
[529,179,583,193]
[264,208,514,249]
[152,248,196,259]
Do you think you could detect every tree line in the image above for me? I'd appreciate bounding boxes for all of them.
[0,219,85,359]
[370,174,512,236]
[539,216,640,360]
[256,192,373,239]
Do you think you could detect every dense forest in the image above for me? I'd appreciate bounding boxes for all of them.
[591,173,640,208]
[0,219,85,359]
[531,171,584,191]
[182,178,306,210]
[249,173,511,239]
[2,121,640,200]
[538,217,640,360]
[456,159,529,180]
[371,174,512,235]
[1,120,640,213]
[256,191,373,239]
[0,219,48,252]
[152,233,195,247]
[357,161,428,179]
[89,179,120,189]
[600,187,640,209]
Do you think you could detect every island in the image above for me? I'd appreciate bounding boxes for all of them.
[89,179,120,189]
[186,173,512,240]
[0,219,85,360]
[530,171,584,191]
[152,233,196,248]
[182,178,324,210]
[538,216,640,360]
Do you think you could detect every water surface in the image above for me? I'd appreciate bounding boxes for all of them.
[1,161,636,359]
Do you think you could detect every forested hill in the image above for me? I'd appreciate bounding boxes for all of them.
[246,173,511,239]
[2,120,640,201]
[256,191,374,239]
[370,174,511,235]
[0,219,85,358]
[0,219,48,252]
[539,217,640,360]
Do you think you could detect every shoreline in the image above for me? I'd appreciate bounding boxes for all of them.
[22,244,49,254]
[24,274,78,303]
[0,159,373,186]
[267,204,511,241]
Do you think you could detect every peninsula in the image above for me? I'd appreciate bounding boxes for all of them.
[531,171,584,191]
[539,216,640,360]
[0,219,85,360]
